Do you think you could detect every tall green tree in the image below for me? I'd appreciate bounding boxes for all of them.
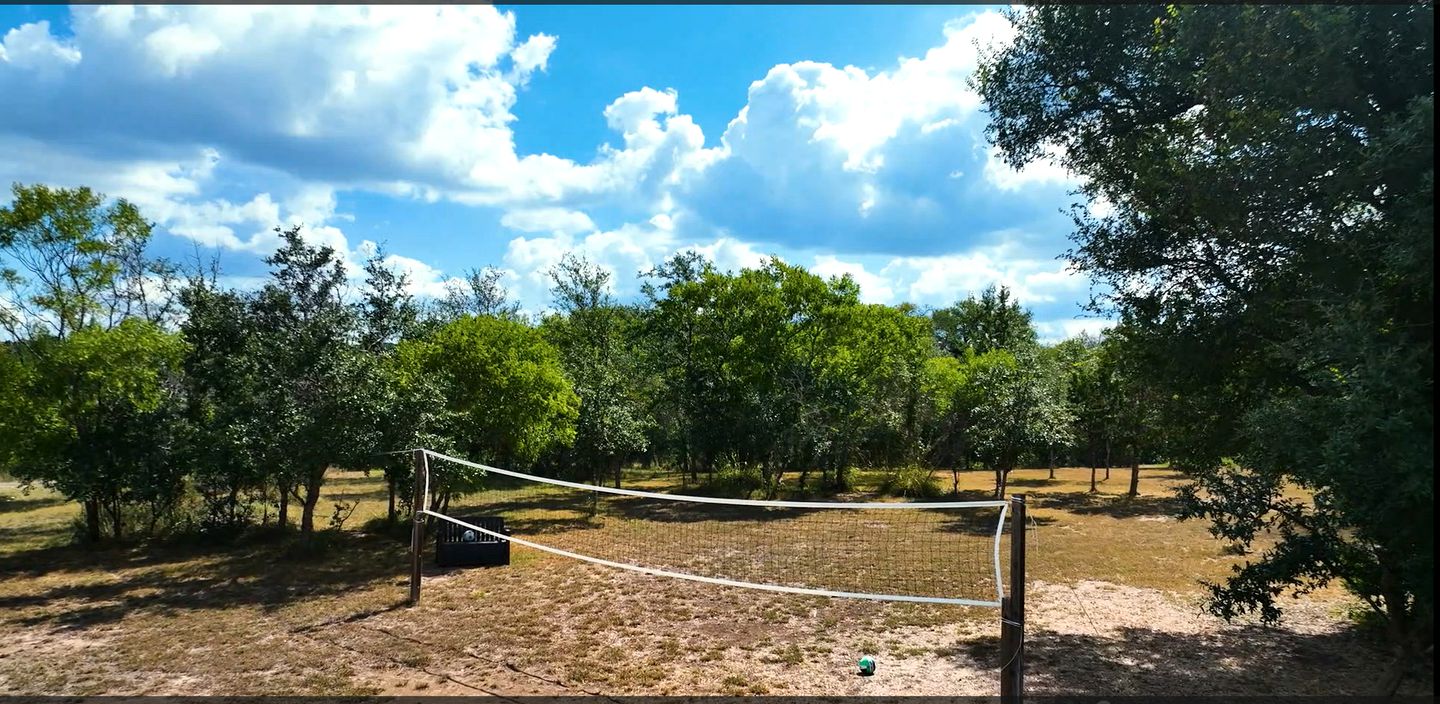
[543,254,650,488]
[1096,325,1163,497]
[357,251,431,524]
[979,4,1433,677]
[1,182,177,341]
[814,301,933,476]
[248,226,376,535]
[966,348,1072,498]
[918,354,975,494]
[1,183,183,541]
[931,284,1037,358]
[394,313,577,510]
[1,319,186,541]
[1061,336,1115,492]
[431,265,521,323]
[639,251,717,481]
[177,270,274,532]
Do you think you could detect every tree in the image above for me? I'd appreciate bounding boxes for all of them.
[1096,325,1163,498]
[918,354,975,494]
[1048,332,1101,476]
[639,251,717,481]
[979,4,1433,680]
[543,254,650,488]
[431,266,521,322]
[967,348,1072,498]
[247,226,376,535]
[708,259,867,492]
[1062,337,1114,493]
[1,182,176,341]
[358,251,429,524]
[931,284,1037,358]
[360,249,420,354]
[815,301,933,476]
[0,319,186,541]
[177,270,275,533]
[1,183,183,541]
[394,314,577,509]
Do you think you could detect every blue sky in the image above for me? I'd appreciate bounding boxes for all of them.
[0,5,1109,340]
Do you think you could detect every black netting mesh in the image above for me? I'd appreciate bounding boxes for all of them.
[426,452,1006,605]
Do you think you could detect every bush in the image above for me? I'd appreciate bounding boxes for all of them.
[879,466,942,499]
[67,495,202,544]
[699,466,765,498]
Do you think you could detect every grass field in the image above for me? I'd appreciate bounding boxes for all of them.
[0,466,1428,696]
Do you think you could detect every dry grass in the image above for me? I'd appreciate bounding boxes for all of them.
[0,467,1428,696]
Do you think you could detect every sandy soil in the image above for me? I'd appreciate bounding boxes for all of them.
[298,556,1421,697]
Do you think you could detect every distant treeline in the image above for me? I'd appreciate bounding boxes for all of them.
[0,183,1150,544]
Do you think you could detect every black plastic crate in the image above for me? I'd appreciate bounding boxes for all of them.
[435,516,511,567]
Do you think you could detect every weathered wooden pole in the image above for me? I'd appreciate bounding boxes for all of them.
[1000,493,1027,703]
[408,448,426,605]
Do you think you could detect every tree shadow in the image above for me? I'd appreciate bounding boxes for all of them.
[0,531,409,630]
[944,487,1002,502]
[0,493,68,515]
[325,473,383,487]
[326,489,388,503]
[0,520,72,549]
[933,511,1058,537]
[944,623,1429,696]
[600,494,821,524]
[1036,491,1184,519]
[452,491,608,535]
[1007,477,1059,488]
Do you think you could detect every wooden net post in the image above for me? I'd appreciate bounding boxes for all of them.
[408,448,426,605]
[1000,493,1026,703]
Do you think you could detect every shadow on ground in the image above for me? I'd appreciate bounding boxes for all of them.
[0,494,68,515]
[1035,491,1185,519]
[936,511,1057,536]
[949,623,1430,696]
[0,531,410,630]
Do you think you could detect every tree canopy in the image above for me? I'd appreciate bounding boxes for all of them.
[978,3,1434,675]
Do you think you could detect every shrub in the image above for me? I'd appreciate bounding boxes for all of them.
[879,466,941,499]
[699,466,765,498]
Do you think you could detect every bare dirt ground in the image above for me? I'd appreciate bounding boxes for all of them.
[0,467,1431,697]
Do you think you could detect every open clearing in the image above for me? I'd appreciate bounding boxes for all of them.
[0,467,1429,696]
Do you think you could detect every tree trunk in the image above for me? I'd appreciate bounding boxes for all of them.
[111,494,123,541]
[1128,460,1141,497]
[387,475,397,525]
[227,484,241,527]
[1376,563,1422,695]
[613,456,622,489]
[84,498,102,542]
[279,480,293,529]
[994,468,1008,499]
[146,500,162,536]
[1090,465,1097,493]
[951,467,960,496]
[687,442,698,483]
[1048,447,1057,480]
[300,491,319,534]
[300,468,324,535]
[1104,439,1111,480]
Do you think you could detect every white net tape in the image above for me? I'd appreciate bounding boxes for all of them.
[418,449,1010,607]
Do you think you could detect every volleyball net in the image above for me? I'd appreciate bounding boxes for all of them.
[414,449,1011,606]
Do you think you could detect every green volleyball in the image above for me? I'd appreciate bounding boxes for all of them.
[858,655,876,675]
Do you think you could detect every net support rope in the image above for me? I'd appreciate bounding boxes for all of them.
[415,448,1011,607]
